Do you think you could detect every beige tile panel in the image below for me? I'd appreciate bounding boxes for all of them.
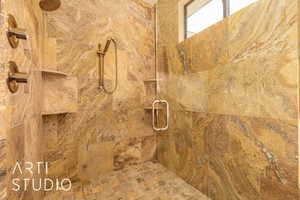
[157,112,299,199]
[42,73,78,115]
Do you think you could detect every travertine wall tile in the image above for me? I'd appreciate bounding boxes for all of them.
[43,0,156,181]
[113,138,142,170]
[157,0,299,199]
[42,38,57,70]
[78,142,114,182]
[0,1,8,198]
[42,74,78,115]
[1,0,47,199]
[141,135,156,162]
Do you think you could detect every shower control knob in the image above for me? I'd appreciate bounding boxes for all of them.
[6,14,27,48]
[6,61,28,94]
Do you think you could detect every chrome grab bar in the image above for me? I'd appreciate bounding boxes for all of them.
[152,99,169,131]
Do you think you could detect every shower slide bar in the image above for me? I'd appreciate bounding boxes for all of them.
[97,38,118,94]
[152,99,169,131]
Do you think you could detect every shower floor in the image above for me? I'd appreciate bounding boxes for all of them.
[45,161,209,200]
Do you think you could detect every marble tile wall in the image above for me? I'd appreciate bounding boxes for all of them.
[41,74,78,115]
[157,0,299,199]
[43,0,156,183]
[0,0,47,199]
[298,0,300,189]
[0,109,7,200]
[0,0,297,199]
[0,2,8,198]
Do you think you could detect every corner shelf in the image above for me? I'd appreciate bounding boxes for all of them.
[41,69,68,76]
[41,111,76,116]
[144,78,158,84]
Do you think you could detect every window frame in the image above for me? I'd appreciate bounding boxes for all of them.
[179,0,230,42]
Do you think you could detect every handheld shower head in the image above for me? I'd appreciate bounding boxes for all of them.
[39,0,61,11]
[103,39,111,54]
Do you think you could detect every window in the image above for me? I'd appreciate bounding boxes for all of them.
[185,0,224,38]
[229,0,258,15]
[179,0,258,41]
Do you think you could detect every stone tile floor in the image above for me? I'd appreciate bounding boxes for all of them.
[45,161,210,200]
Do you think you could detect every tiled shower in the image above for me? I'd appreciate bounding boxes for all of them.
[0,0,299,199]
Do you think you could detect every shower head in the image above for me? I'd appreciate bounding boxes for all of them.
[39,0,61,11]
[103,39,111,54]
[103,38,117,55]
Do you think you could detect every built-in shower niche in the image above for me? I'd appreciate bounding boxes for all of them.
[41,70,78,115]
[40,37,78,115]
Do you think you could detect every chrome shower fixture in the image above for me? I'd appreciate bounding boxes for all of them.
[39,0,61,11]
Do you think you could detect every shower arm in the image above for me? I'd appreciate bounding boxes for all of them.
[103,39,112,54]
